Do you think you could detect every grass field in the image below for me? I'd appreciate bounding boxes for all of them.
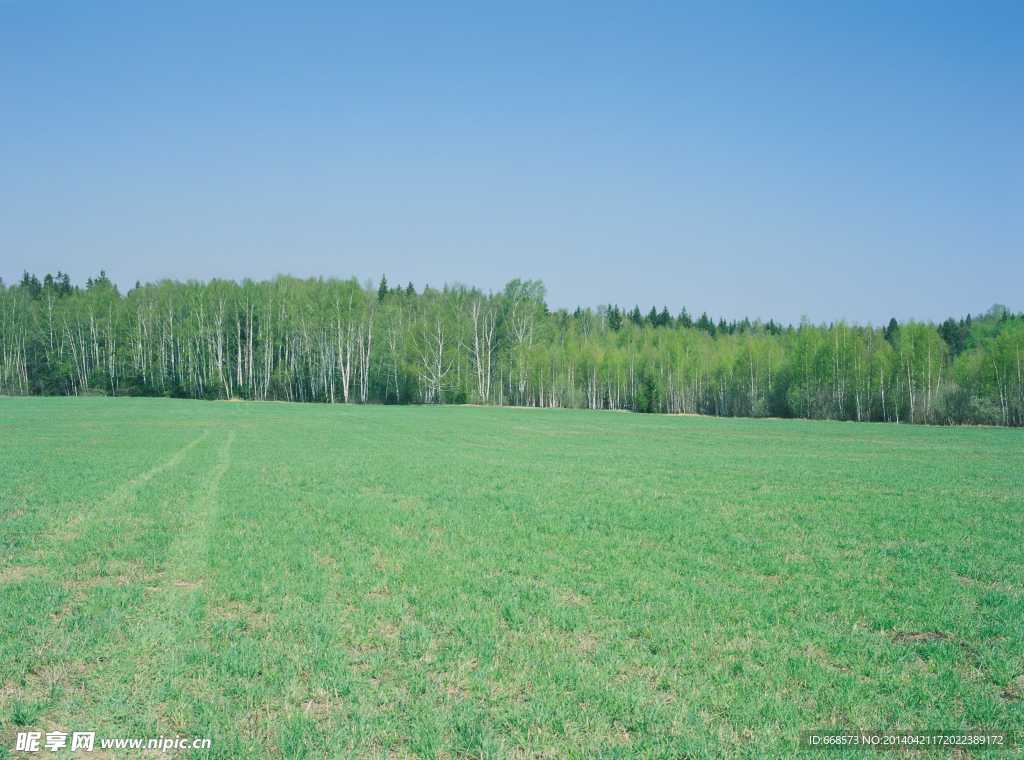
[1,398,1021,759]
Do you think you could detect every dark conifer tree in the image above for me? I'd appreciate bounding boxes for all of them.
[938,317,967,357]
[608,306,622,332]
[884,318,899,345]
[20,271,42,298]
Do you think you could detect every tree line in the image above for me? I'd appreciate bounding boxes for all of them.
[2,271,1022,427]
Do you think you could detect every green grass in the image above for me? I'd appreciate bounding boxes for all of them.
[1,398,1021,759]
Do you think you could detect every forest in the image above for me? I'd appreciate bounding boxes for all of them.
[2,270,1022,427]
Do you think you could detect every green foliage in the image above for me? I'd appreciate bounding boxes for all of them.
[1,274,1021,425]
[938,317,968,357]
[884,317,899,345]
[635,373,659,412]
[608,305,622,332]
[19,271,42,298]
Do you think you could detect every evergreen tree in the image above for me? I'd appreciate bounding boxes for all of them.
[608,306,622,332]
[86,270,115,293]
[20,271,42,298]
[51,272,72,297]
[938,317,967,357]
[884,317,899,345]
[377,275,388,303]
[696,312,714,336]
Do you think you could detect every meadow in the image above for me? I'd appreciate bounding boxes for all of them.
[0,398,1021,759]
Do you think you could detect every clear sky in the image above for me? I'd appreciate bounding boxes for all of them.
[2,1,1021,326]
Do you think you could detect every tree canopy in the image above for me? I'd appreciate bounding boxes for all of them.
[1,272,1021,426]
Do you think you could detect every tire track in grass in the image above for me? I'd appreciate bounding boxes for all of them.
[45,428,212,549]
[142,429,267,757]
[2,430,222,756]
[39,428,215,585]
[102,428,213,511]
[89,430,236,754]
[162,429,234,586]
[123,428,213,493]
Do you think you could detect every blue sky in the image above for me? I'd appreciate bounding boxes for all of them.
[2,1,1021,325]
